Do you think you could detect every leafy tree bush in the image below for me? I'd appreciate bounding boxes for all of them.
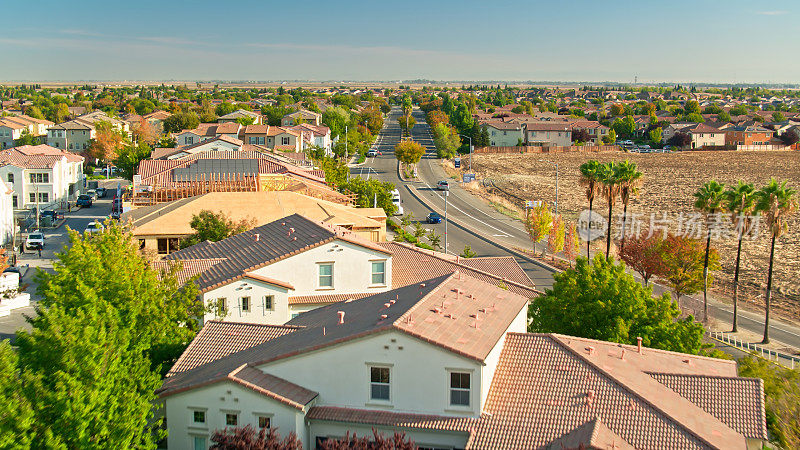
[529,255,706,354]
[163,112,200,133]
[432,123,460,159]
[617,231,666,285]
[524,204,552,256]
[394,141,425,166]
[181,210,255,248]
[340,178,396,216]
[210,425,301,449]
[738,356,800,448]
[320,429,416,450]
[114,142,152,181]
[660,234,719,301]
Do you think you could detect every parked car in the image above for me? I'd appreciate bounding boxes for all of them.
[95,187,107,198]
[437,180,450,191]
[367,150,378,157]
[426,212,443,224]
[40,210,59,221]
[454,157,461,168]
[76,194,93,207]
[84,221,105,235]
[25,231,45,250]
[3,266,20,274]
[87,189,98,200]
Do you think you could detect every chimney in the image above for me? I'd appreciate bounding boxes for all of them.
[384,302,391,309]
[337,311,345,324]
[637,337,642,354]
[323,326,326,336]
[380,314,388,320]
[586,390,595,406]
[620,349,625,360]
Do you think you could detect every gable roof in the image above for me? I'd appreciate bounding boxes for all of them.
[165,214,389,292]
[0,144,83,168]
[159,272,528,398]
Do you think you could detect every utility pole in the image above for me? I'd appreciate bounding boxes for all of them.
[458,134,473,172]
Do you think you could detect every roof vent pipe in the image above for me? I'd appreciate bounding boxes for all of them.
[337,311,345,324]
[254,233,260,242]
[637,337,642,354]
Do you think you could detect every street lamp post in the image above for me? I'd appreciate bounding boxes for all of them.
[458,134,474,171]
[539,159,558,216]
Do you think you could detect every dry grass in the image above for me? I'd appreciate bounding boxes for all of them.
[468,150,800,320]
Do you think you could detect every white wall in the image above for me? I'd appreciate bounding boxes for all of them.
[479,305,527,407]
[164,381,308,450]
[0,181,13,245]
[201,278,291,325]
[486,126,523,147]
[309,421,469,449]
[254,239,391,298]
[259,330,484,417]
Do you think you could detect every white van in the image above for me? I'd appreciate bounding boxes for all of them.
[391,189,403,216]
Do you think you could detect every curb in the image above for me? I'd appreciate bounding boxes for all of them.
[402,182,556,289]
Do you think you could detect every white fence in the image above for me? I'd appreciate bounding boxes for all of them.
[707,331,800,369]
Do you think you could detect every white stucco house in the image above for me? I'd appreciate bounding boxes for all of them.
[160,214,538,326]
[523,122,573,146]
[0,114,53,149]
[0,145,85,210]
[47,111,128,152]
[0,180,13,245]
[159,272,767,450]
[482,121,523,147]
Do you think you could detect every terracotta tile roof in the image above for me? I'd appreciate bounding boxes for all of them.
[378,242,537,298]
[0,144,83,169]
[151,258,226,285]
[648,373,767,440]
[481,121,522,131]
[468,333,757,449]
[167,320,298,376]
[288,292,372,305]
[524,122,572,132]
[243,272,295,290]
[215,122,241,134]
[160,273,523,397]
[545,417,635,450]
[230,364,318,409]
[307,406,476,433]
[244,124,269,134]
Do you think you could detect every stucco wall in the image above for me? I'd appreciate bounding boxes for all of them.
[309,421,469,449]
[201,278,291,325]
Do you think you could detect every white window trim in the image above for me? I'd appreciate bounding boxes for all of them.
[190,433,208,450]
[253,412,274,429]
[262,295,275,314]
[445,368,474,412]
[370,259,387,287]
[365,362,394,407]
[317,262,334,290]
[221,410,240,428]
[188,406,209,430]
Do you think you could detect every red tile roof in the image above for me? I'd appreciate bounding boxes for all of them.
[0,144,83,168]
[168,321,298,376]
[288,292,372,305]
[307,406,476,433]
[230,364,318,409]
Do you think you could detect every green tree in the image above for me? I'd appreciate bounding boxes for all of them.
[755,179,798,343]
[13,128,37,147]
[163,112,200,133]
[685,112,705,123]
[602,129,616,145]
[524,204,553,257]
[729,105,748,116]
[772,111,786,122]
[340,178,397,216]
[529,255,706,354]
[321,107,351,139]
[394,140,425,167]
[181,210,255,248]
[649,127,662,146]
[432,123,460,159]
[413,222,426,241]
[693,180,726,321]
[547,215,565,256]
[113,141,152,181]
[0,341,33,449]
[611,116,636,138]
[738,356,800,448]
[214,102,237,116]
[398,115,416,133]
[717,110,731,122]
[684,99,701,114]
[723,181,757,332]
[579,160,604,258]
[426,230,441,250]
[460,245,477,258]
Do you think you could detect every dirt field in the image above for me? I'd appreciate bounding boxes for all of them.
[468,150,800,320]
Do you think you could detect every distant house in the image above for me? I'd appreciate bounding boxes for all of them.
[242,125,302,151]
[47,111,128,152]
[725,125,774,146]
[287,123,332,153]
[0,114,53,149]
[482,121,523,147]
[218,109,263,125]
[173,123,242,147]
[281,109,321,127]
[569,120,610,144]
[0,144,84,210]
[523,122,572,146]
[663,122,726,149]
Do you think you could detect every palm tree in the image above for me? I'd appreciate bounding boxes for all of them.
[579,160,603,259]
[615,160,643,253]
[693,180,726,322]
[600,162,621,258]
[755,178,798,344]
[723,181,757,333]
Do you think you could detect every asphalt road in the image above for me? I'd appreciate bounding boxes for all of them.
[357,106,800,352]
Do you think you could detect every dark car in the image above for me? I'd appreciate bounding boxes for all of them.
[76,194,93,207]
[426,212,442,224]
[40,210,58,221]
[95,187,107,198]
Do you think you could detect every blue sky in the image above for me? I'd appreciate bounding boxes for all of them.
[1,0,798,83]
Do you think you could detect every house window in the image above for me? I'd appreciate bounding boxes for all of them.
[193,436,206,450]
[370,367,390,401]
[318,263,333,288]
[371,261,386,285]
[38,193,48,203]
[241,296,251,313]
[217,298,227,316]
[29,193,36,203]
[257,416,271,429]
[69,143,73,150]
[157,238,169,254]
[282,137,290,145]
[12,195,17,208]
[263,295,274,312]
[192,410,206,424]
[6,173,12,183]
[450,372,471,406]
[225,413,237,427]
[186,137,194,145]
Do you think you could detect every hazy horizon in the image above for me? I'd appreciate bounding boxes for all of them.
[3,0,798,84]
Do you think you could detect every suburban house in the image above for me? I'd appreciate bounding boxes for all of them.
[218,109,263,125]
[288,123,333,153]
[663,123,725,149]
[482,121,523,147]
[151,136,245,160]
[124,191,387,254]
[159,214,537,324]
[133,150,347,208]
[47,111,129,151]
[523,122,573,146]
[0,114,53,149]
[281,109,321,126]
[242,125,302,151]
[569,120,610,144]
[0,144,84,210]
[725,125,774,146]
[159,270,766,450]
[174,123,242,147]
